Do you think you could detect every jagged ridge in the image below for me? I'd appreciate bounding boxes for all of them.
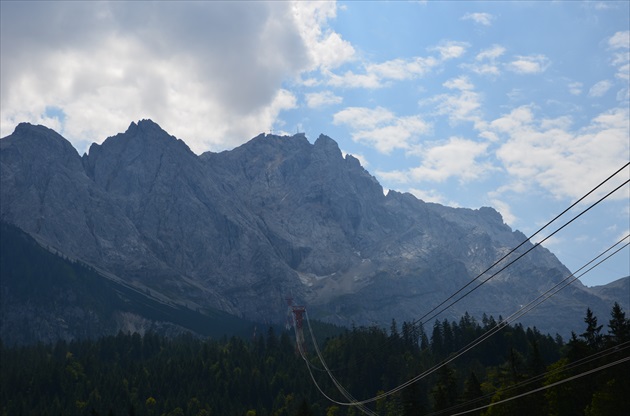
[1,120,624,339]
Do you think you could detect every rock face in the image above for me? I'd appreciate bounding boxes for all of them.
[0,120,621,338]
[0,221,255,346]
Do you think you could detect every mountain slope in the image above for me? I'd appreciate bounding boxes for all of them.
[0,221,255,346]
[0,120,619,339]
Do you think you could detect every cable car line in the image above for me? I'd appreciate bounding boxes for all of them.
[410,176,629,331]
[425,341,630,416]
[334,162,628,368]
[294,162,629,410]
[412,163,628,327]
[446,356,630,416]
[299,235,629,407]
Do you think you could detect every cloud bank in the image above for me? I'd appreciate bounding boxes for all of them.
[0,1,352,154]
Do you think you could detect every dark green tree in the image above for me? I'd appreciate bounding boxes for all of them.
[431,320,443,358]
[606,302,630,345]
[581,308,603,350]
[461,371,484,416]
[431,364,458,412]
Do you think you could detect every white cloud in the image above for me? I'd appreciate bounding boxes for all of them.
[0,1,346,153]
[467,63,501,76]
[343,151,369,168]
[366,56,440,81]
[465,45,505,76]
[568,82,583,96]
[608,30,630,50]
[291,1,356,70]
[533,234,566,252]
[613,229,630,247]
[423,77,484,127]
[487,105,630,201]
[407,188,450,205]
[506,54,551,74]
[333,107,397,130]
[305,91,343,108]
[461,12,495,26]
[489,199,517,225]
[430,41,470,60]
[606,31,630,80]
[333,107,431,153]
[610,50,630,67]
[378,137,491,185]
[476,45,506,61]
[616,63,630,81]
[443,76,475,91]
[322,40,463,89]
[244,88,298,130]
[408,137,490,183]
[326,69,382,89]
[588,80,613,97]
[300,77,321,87]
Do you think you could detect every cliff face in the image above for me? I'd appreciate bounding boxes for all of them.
[0,120,617,339]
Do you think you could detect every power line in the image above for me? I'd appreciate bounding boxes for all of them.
[337,162,628,369]
[301,235,629,406]
[412,174,629,330]
[306,311,378,415]
[297,162,629,408]
[426,341,630,416]
[347,167,629,374]
[446,356,630,416]
[292,311,378,415]
[352,238,630,406]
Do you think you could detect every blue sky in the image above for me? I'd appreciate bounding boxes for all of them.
[1,1,628,286]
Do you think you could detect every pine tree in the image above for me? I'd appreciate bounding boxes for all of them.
[461,371,484,416]
[606,302,630,345]
[431,364,458,412]
[431,320,443,358]
[580,308,603,350]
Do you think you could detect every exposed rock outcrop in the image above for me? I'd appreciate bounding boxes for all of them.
[1,120,621,339]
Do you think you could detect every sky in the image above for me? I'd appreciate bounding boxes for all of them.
[1,1,628,287]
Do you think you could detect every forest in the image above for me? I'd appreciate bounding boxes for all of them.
[1,303,628,416]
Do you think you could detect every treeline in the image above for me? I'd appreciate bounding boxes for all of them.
[1,304,628,416]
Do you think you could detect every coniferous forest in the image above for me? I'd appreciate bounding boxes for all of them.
[2,304,629,416]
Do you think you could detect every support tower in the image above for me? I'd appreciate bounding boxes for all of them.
[285,297,307,354]
[291,305,306,354]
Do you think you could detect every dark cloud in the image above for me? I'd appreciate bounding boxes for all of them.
[0,1,314,150]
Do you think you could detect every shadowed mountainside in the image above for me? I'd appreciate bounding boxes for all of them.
[1,120,623,341]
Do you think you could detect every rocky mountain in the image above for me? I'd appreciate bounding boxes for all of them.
[0,221,255,346]
[1,120,625,341]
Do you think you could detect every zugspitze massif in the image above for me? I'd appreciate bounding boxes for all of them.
[1,120,625,344]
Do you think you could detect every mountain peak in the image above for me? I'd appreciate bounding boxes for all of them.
[83,119,194,187]
[12,122,61,138]
[3,122,80,164]
[90,118,192,158]
[314,134,342,158]
[13,121,40,131]
[2,120,619,339]
[123,119,170,138]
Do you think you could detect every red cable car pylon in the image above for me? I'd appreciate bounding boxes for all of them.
[286,297,307,354]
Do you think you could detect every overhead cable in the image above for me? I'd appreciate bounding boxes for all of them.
[298,162,629,407]
[348,162,629,364]
[301,235,629,406]
[447,356,630,416]
[426,341,630,416]
[293,312,378,415]
[412,176,629,329]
